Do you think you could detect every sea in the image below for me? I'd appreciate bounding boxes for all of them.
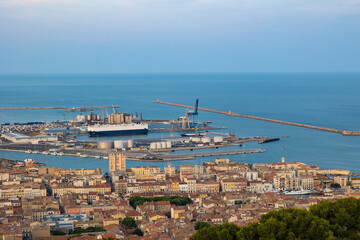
[1,73,360,174]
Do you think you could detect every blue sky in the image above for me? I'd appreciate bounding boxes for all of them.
[0,0,359,73]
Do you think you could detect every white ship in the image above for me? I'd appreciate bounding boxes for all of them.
[284,188,316,195]
[87,123,148,137]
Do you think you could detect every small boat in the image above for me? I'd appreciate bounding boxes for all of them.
[80,154,88,158]
[50,152,57,156]
[32,151,39,154]
[181,132,206,137]
[42,151,49,155]
[57,152,64,156]
[25,150,32,154]
[95,155,101,159]
[102,156,109,159]
[14,162,25,167]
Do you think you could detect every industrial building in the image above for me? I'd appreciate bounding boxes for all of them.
[108,112,132,124]
[1,132,57,144]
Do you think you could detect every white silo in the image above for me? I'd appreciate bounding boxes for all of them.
[150,142,156,149]
[202,137,211,143]
[127,139,134,148]
[114,140,124,149]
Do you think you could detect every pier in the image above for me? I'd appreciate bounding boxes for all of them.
[154,100,360,136]
[148,126,225,133]
[126,149,265,161]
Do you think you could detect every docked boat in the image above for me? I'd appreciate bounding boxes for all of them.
[258,138,280,144]
[42,151,49,155]
[50,152,57,156]
[95,155,101,159]
[284,188,315,195]
[181,132,206,137]
[33,151,39,154]
[57,152,64,156]
[25,150,32,154]
[102,156,109,159]
[87,123,148,137]
[80,154,87,158]
[14,162,25,167]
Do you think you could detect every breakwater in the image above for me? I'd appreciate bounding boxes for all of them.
[154,100,360,136]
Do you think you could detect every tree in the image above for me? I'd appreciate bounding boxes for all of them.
[132,228,144,236]
[191,223,239,240]
[165,212,171,218]
[330,183,341,189]
[52,230,66,235]
[191,198,360,240]
[122,217,136,229]
[194,221,211,230]
[310,197,360,239]
[129,195,192,209]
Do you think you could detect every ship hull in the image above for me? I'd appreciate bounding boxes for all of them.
[89,128,148,137]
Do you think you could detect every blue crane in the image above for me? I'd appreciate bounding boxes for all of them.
[187,98,199,128]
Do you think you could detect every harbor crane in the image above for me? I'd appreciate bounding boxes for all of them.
[187,98,199,128]
[178,98,199,129]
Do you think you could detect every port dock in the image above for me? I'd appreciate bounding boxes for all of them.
[126,149,265,161]
[148,126,225,133]
[154,100,360,136]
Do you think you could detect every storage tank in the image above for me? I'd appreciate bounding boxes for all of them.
[161,142,167,149]
[127,139,134,148]
[156,142,161,149]
[213,136,223,143]
[150,142,156,150]
[202,137,211,143]
[191,137,201,142]
[166,141,172,148]
[97,141,114,150]
[114,140,124,149]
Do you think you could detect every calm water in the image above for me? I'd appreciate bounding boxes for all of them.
[1,73,360,174]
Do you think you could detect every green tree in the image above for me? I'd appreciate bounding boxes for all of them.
[52,230,66,235]
[129,195,192,209]
[132,228,144,236]
[122,217,136,229]
[191,223,239,240]
[310,197,360,239]
[330,183,341,189]
[195,221,211,230]
[165,212,171,218]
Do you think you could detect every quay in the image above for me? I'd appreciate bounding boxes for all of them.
[154,100,360,136]
[126,149,265,161]
[148,126,225,133]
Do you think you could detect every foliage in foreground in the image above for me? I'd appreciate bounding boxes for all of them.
[190,197,360,240]
[194,221,211,230]
[122,217,137,229]
[129,195,192,209]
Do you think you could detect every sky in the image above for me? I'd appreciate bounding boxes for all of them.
[0,0,360,74]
